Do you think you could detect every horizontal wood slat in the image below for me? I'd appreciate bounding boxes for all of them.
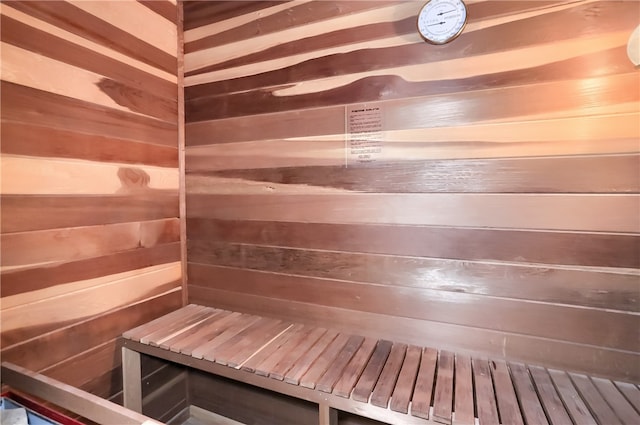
[2,81,177,147]
[1,122,178,167]
[0,14,177,100]
[4,1,176,74]
[187,193,640,232]
[190,154,640,194]
[2,195,178,233]
[187,218,640,269]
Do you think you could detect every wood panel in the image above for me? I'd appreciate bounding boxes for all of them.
[184,0,640,382]
[0,0,181,417]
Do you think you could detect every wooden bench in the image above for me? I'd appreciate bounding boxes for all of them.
[121,304,640,425]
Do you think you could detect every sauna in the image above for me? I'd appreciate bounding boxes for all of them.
[1,1,639,424]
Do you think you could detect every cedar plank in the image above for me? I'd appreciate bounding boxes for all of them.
[190,314,259,359]
[245,324,304,375]
[389,345,421,414]
[283,331,338,385]
[472,358,499,425]
[269,327,327,381]
[509,363,549,425]
[351,340,393,403]
[299,334,350,389]
[176,311,238,355]
[570,373,619,425]
[140,305,207,345]
[615,381,640,414]
[591,377,640,425]
[490,360,524,425]
[203,317,282,365]
[159,309,225,350]
[549,370,597,425]
[453,354,474,425]
[316,335,364,393]
[409,347,437,420]
[370,343,407,408]
[432,350,454,424]
[123,305,197,341]
[332,337,377,399]
[225,321,293,368]
[529,365,572,425]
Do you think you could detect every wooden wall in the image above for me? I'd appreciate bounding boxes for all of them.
[0,1,186,419]
[183,0,640,382]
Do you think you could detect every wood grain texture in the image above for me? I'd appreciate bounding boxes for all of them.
[2,81,177,147]
[178,0,640,383]
[4,1,176,74]
[0,0,180,411]
[188,264,639,352]
[2,195,178,233]
[1,122,178,167]
[188,241,639,312]
[191,154,640,193]
[188,219,640,269]
[187,193,640,232]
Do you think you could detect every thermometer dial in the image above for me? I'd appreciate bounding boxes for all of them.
[417,0,467,45]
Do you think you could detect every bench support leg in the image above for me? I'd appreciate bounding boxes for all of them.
[319,402,338,425]
[122,347,142,413]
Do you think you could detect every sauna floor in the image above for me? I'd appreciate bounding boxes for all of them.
[174,406,243,425]
[124,304,640,425]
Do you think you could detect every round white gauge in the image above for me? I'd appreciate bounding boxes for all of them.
[417,0,467,45]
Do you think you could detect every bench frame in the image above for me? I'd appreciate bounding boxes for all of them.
[122,340,433,425]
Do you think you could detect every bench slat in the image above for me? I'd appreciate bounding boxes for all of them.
[269,327,327,381]
[141,305,208,345]
[207,317,280,364]
[192,314,260,360]
[152,307,215,347]
[433,350,454,424]
[410,347,437,420]
[284,330,338,385]
[591,377,640,425]
[571,373,620,425]
[123,304,198,342]
[243,324,303,374]
[332,337,377,399]
[301,334,350,389]
[317,335,365,393]
[178,311,239,355]
[250,325,309,375]
[548,370,597,425]
[510,362,549,425]
[529,366,572,425]
[615,382,640,414]
[371,343,407,408]
[472,359,499,425]
[161,309,226,350]
[390,345,421,414]
[352,340,393,403]
[453,354,474,425]
[221,319,291,367]
[491,360,524,425]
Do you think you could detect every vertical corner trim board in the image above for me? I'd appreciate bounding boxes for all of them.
[0,0,182,413]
